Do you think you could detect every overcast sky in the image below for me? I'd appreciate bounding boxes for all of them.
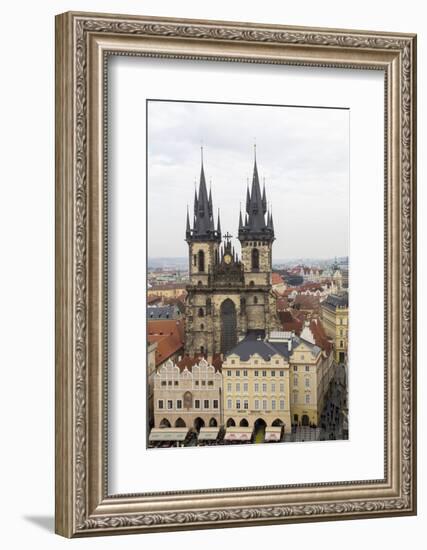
[147,100,349,260]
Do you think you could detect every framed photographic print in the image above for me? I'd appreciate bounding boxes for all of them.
[55,12,417,537]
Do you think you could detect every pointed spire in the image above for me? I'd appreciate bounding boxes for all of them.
[270,206,274,232]
[247,148,264,227]
[188,147,220,242]
[208,181,213,217]
[208,183,215,232]
[262,177,267,214]
[245,182,251,214]
[238,205,243,230]
[186,205,191,237]
[238,148,274,243]
[217,208,222,237]
[193,180,198,217]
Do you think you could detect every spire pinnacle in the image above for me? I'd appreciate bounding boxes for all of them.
[262,177,267,214]
[186,204,191,236]
[238,148,274,243]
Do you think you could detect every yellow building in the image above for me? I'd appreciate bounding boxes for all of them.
[222,328,332,432]
[289,337,325,427]
[222,336,292,434]
[321,293,349,364]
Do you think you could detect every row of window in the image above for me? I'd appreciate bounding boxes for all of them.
[226,399,287,410]
[158,399,219,410]
[158,394,311,410]
[225,366,311,376]
[226,382,286,393]
[225,369,285,377]
[160,380,215,387]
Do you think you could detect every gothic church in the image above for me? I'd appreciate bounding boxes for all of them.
[185,152,280,357]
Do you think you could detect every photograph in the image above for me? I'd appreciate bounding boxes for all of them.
[146,100,350,449]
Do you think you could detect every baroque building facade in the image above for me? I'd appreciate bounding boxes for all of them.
[222,328,334,432]
[184,153,280,357]
[153,358,222,430]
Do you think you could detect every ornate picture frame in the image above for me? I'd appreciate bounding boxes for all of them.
[55,11,417,537]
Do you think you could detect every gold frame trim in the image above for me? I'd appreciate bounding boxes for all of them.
[55,11,417,537]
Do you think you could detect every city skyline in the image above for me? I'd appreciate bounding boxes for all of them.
[148,100,349,259]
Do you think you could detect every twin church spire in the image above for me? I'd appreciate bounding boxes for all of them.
[186,147,274,244]
[239,148,274,242]
[186,148,221,242]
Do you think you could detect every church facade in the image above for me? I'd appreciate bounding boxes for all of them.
[184,153,280,357]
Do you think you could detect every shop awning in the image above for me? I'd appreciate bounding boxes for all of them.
[149,428,188,441]
[265,427,282,441]
[198,427,220,441]
[224,427,253,442]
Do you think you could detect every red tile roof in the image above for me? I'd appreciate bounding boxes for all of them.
[293,294,320,311]
[276,297,289,311]
[309,318,332,353]
[272,273,285,286]
[147,319,185,366]
[277,311,303,335]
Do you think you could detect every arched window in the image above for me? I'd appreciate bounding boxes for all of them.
[253,296,258,305]
[249,281,255,287]
[200,323,204,330]
[252,247,259,270]
[198,250,205,272]
[198,308,204,317]
[220,299,237,354]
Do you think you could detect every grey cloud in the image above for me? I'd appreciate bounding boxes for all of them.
[148,100,349,260]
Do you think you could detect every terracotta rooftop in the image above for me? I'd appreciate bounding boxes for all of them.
[294,294,320,310]
[277,311,303,335]
[147,319,184,366]
[309,318,333,353]
[272,273,285,286]
[298,282,323,291]
[276,297,289,311]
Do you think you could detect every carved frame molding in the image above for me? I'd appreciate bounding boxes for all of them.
[55,12,416,537]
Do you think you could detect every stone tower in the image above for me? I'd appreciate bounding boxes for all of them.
[184,150,279,357]
[238,149,277,333]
